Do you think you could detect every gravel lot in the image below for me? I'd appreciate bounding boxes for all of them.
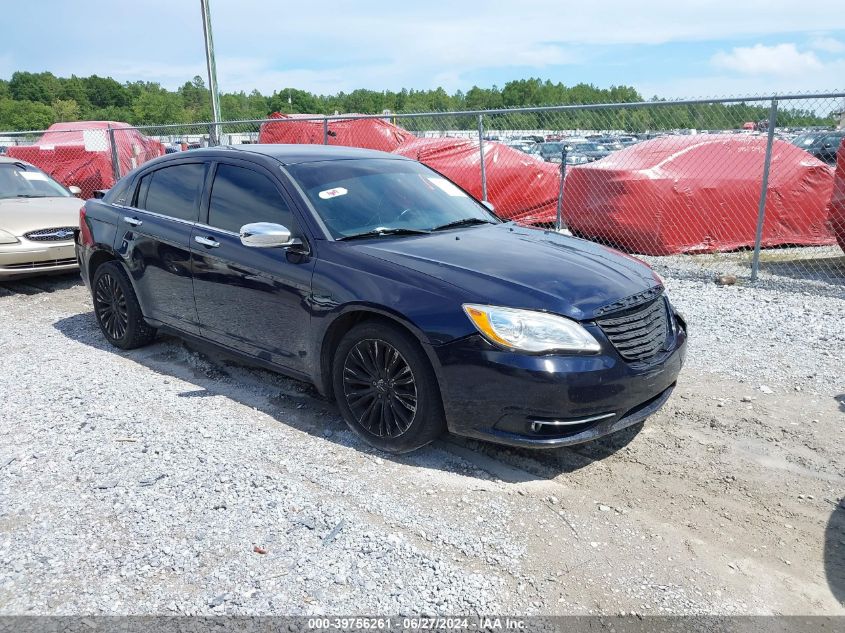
[0,270,843,616]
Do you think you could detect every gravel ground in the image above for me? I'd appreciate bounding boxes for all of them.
[0,271,843,616]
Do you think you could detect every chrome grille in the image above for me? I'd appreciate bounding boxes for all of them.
[596,296,670,362]
[24,227,76,242]
[3,258,77,270]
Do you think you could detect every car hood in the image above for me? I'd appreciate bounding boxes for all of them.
[0,197,81,237]
[354,224,660,320]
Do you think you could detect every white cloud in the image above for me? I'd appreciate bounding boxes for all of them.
[810,36,845,53]
[637,58,845,100]
[4,0,845,98]
[711,43,822,76]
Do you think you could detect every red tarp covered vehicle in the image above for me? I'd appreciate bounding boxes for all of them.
[562,134,837,255]
[7,122,165,199]
[258,113,414,152]
[393,137,561,225]
[829,138,845,252]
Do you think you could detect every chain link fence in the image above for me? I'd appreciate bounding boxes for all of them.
[2,92,843,290]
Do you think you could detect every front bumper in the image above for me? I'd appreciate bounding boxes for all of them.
[0,240,78,279]
[430,319,687,449]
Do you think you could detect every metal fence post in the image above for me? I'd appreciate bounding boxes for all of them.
[207,122,220,146]
[323,117,329,145]
[750,99,779,282]
[107,125,120,181]
[477,113,488,202]
[556,148,567,231]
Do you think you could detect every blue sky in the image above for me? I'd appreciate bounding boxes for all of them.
[2,1,844,98]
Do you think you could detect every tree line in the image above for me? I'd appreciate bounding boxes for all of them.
[0,71,832,133]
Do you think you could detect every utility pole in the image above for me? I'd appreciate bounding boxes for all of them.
[200,0,221,144]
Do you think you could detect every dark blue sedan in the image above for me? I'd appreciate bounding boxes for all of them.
[77,145,686,453]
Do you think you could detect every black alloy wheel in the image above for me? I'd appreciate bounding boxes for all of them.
[94,272,129,340]
[91,261,156,350]
[332,321,446,453]
[342,339,418,438]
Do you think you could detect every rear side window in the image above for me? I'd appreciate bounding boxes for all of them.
[208,164,296,234]
[103,177,131,205]
[137,163,205,222]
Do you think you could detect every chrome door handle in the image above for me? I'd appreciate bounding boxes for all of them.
[124,216,142,227]
[194,236,220,248]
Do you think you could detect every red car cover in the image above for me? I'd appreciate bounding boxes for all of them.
[7,122,165,199]
[829,138,845,252]
[393,137,561,225]
[562,134,837,255]
[258,113,414,152]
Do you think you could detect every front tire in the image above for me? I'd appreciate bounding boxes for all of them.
[332,321,446,453]
[92,261,156,350]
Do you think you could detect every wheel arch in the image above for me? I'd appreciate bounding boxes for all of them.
[318,306,442,400]
[87,248,120,283]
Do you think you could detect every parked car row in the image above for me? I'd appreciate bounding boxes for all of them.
[489,127,845,167]
[503,133,644,166]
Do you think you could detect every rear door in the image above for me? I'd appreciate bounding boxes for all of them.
[190,159,315,372]
[118,161,207,333]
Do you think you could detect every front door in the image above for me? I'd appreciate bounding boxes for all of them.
[190,161,315,373]
[118,161,207,333]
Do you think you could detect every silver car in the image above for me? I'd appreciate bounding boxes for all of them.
[0,157,82,280]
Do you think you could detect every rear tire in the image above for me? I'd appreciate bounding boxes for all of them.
[332,321,446,454]
[92,261,156,350]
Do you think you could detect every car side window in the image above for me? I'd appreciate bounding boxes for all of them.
[134,173,151,207]
[137,163,205,222]
[208,164,296,235]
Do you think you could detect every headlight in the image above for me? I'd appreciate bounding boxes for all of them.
[463,304,601,353]
[0,229,19,245]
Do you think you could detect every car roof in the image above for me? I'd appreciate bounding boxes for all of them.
[0,155,33,165]
[190,143,412,165]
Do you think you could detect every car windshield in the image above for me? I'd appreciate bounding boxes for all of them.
[286,158,500,239]
[0,163,71,200]
[793,134,819,147]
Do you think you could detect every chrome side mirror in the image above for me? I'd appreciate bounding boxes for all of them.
[482,200,495,213]
[239,222,300,248]
[68,185,82,195]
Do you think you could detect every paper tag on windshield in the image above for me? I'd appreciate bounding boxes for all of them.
[319,187,348,200]
[20,171,48,181]
[427,177,467,197]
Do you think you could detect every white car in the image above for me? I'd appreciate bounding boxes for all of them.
[0,157,82,280]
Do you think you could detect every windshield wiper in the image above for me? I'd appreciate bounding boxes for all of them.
[336,227,431,241]
[431,218,496,232]
[15,194,50,198]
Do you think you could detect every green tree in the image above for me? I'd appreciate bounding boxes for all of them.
[9,71,61,104]
[0,98,55,130]
[59,75,91,112]
[52,99,81,122]
[268,88,321,114]
[84,75,130,109]
[0,70,833,131]
[131,89,185,125]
